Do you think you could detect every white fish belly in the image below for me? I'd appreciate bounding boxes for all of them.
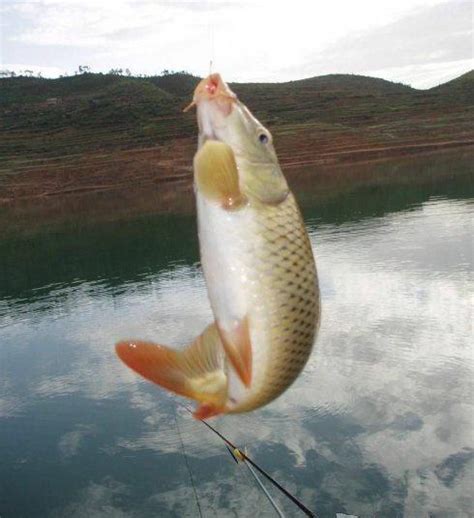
[196,191,319,412]
[196,193,270,398]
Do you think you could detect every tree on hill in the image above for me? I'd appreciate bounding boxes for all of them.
[76,65,91,74]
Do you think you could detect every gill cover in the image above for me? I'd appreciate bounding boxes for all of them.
[192,74,289,206]
[230,101,289,205]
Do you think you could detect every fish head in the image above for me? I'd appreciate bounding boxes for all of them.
[192,73,289,204]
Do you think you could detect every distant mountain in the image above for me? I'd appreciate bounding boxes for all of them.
[150,72,200,97]
[0,73,173,106]
[0,71,407,135]
[0,70,472,164]
[243,73,413,94]
[429,69,473,90]
[3,69,460,108]
[2,70,468,108]
[428,70,474,102]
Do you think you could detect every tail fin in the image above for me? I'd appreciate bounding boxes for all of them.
[116,323,228,417]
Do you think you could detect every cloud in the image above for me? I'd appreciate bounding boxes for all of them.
[1,0,471,86]
[0,395,24,417]
[49,477,132,518]
[1,63,65,77]
[147,471,288,517]
[28,265,212,401]
[361,58,474,89]
[108,198,472,514]
[330,2,471,69]
[58,425,97,458]
[279,1,473,86]
[1,182,472,515]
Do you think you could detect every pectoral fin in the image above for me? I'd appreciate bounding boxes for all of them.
[116,324,228,416]
[194,140,246,210]
[218,316,252,388]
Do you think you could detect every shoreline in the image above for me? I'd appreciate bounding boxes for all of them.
[1,146,472,240]
[1,139,473,205]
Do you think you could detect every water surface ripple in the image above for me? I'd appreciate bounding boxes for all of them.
[0,153,473,517]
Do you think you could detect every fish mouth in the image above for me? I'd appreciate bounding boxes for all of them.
[194,73,236,105]
[185,73,237,145]
[187,73,236,112]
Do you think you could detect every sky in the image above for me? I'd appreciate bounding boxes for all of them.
[0,0,472,88]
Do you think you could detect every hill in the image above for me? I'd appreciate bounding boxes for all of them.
[0,70,473,203]
[429,70,474,101]
[245,73,413,93]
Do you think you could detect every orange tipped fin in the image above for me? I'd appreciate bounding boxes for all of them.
[116,340,192,398]
[218,316,252,388]
[194,140,246,210]
[116,324,228,408]
[193,403,224,420]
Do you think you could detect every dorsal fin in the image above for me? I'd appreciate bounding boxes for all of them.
[116,323,228,415]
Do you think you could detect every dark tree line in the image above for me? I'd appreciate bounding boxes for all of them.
[0,65,192,79]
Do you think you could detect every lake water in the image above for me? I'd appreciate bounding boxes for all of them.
[0,151,473,518]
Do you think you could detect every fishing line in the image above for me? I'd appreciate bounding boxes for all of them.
[174,409,204,518]
[208,22,214,75]
[244,460,286,518]
[180,405,317,517]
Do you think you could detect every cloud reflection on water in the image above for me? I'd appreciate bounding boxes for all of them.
[0,191,472,516]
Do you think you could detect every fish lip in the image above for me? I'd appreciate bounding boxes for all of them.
[193,73,236,106]
[192,74,236,146]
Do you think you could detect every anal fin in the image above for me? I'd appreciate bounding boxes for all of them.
[193,403,224,420]
[218,316,252,388]
[116,324,228,413]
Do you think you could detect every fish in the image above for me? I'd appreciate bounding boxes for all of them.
[116,73,320,419]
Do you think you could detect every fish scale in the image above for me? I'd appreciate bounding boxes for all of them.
[116,73,320,419]
[226,192,320,412]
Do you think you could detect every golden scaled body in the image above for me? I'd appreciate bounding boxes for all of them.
[116,74,320,419]
[220,192,319,413]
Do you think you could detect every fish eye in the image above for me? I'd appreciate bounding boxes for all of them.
[258,133,269,144]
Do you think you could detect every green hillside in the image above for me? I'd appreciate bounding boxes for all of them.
[429,70,474,102]
[244,73,413,93]
[1,70,471,140]
[2,70,472,134]
[0,70,473,202]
